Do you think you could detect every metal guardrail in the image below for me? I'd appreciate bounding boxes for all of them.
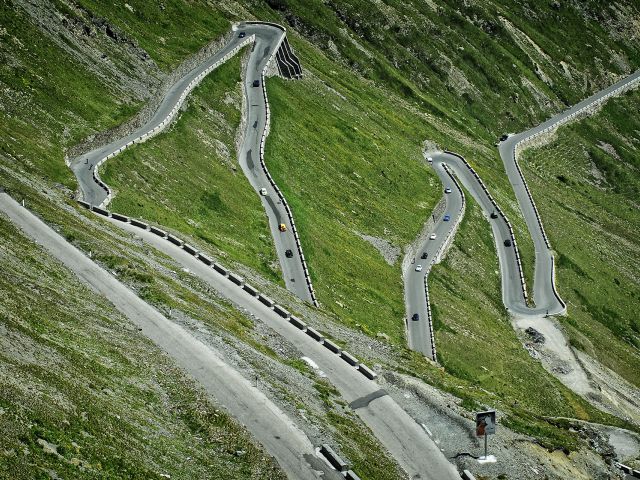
[444,151,529,303]
[90,34,257,209]
[256,30,318,307]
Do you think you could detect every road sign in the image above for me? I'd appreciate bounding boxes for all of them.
[476,410,496,462]
[475,410,496,436]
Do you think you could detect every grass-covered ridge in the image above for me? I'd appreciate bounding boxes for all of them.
[520,88,640,387]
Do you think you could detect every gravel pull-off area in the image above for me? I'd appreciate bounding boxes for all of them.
[514,315,640,426]
[354,231,401,265]
[382,372,629,479]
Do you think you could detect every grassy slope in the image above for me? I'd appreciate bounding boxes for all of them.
[265,40,444,342]
[0,214,284,480]
[520,89,640,387]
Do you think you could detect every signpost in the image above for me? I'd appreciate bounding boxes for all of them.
[476,410,496,462]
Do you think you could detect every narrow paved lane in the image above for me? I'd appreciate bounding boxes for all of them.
[106,216,461,480]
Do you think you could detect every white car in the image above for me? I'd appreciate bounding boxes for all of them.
[430,233,437,240]
[415,264,423,272]
[427,156,433,163]
[259,187,268,196]
[444,187,452,194]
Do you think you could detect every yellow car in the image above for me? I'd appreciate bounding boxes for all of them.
[279,223,287,232]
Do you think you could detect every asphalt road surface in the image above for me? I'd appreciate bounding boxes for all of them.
[406,69,640,359]
[0,192,343,480]
[107,216,461,480]
[70,22,313,304]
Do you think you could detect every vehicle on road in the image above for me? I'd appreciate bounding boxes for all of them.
[490,211,498,219]
[259,187,268,196]
[444,187,452,194]
[421,252,428,259]
[252,79,260,87]
[427,156,433,163]
[285,249,293,258]
[238,31,246,38]
[430,233,437,240]
[504,239,512,247]
[443,214,450,221]
[279,223,287,232]
[415,264,423,272]
[411,313,419,321]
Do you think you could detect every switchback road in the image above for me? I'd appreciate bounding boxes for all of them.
[406,69,640,359]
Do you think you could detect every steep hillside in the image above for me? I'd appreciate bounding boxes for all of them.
[1,0,640,476]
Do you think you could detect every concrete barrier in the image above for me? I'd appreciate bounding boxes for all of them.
[197,253,213,265]
[92,206,110,217]
[228,272,244,286]
[111,212,129,223]
[358,364,377,380]
[319,444,348,472]
[149,225,167,237]
[322,339,341,354]
[340,351,359,366]
[182,243,198,256]
[305,326,323,341]
[345,470,362,480]
[461,470,477,480]
[258,293,275,307]
[167,234,183,246]
[77,200,91,209]
[289,315,306,330]
[243,283,258,296]
[273,304,290,318]
[213,263,227,276]
[130,218,148,229]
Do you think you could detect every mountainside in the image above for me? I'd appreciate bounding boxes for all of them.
[1,0,640,478]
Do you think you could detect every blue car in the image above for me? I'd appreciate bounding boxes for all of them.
[443,214,450,221]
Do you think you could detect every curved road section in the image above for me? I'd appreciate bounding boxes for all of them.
[69,22,315,305]
[408,69,640,359]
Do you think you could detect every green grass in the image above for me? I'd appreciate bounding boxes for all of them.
[519,88,640,387]
[3,0,640,457]
[102,52,283,284]
[0,215,284,479]
[265,36,450,342]
[72,0,230,71]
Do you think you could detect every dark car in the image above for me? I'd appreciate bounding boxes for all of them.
[285,249,293,258]
[443,214,451,221]
[504,239,512,247]
[238,31,246,38]
[252,79,260,87]
[411,313,419,321]
[490,211,498,219]
[421,252,428,259]
[499,134,509,141]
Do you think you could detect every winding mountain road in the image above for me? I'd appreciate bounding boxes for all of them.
[407,69,640,359]
[70,22,314,304]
